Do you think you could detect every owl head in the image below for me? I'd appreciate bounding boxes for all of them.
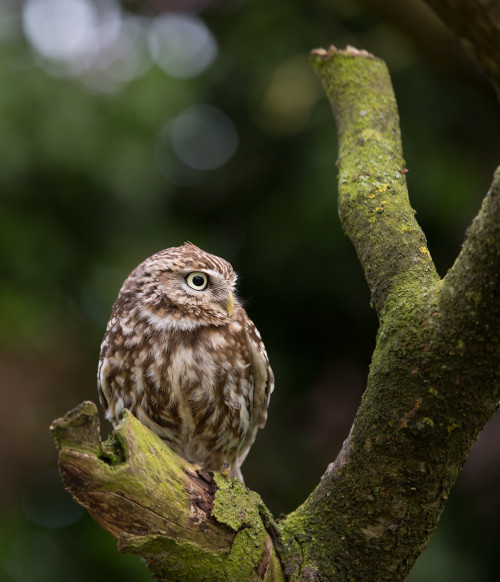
[116,243,238,330]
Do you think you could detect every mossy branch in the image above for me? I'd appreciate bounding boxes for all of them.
[309,46,439,318]
[443,165,500,314]
[50,401,285,582]
[51,44,500,582]
[276,46,500,581]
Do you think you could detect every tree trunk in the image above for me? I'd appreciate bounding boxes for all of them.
[51,4,500,580]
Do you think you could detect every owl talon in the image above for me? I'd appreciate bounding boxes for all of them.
[221,462,231,477]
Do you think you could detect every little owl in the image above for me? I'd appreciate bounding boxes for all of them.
[98,243,274,482]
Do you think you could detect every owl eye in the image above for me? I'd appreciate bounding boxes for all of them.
[186,272,209,291]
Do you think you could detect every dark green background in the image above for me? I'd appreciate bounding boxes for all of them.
[1,1,499,580]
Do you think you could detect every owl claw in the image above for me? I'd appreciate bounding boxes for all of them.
[221,462,231,476]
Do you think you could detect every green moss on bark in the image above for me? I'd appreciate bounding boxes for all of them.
[51,44,500,582]
[274,47,500,581]
[311,48,439,318]
[52,402,285,582]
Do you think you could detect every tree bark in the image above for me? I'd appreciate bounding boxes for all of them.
[51,28,500,582]
[51,401,285,581]
[279,46,500,580]
[423,0,500,99]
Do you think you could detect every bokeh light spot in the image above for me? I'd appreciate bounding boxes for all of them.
[148,13,217,79]
[254,55,324,136]
[21,0,150,92]
[22,0,97,63]
[169,104,238,171]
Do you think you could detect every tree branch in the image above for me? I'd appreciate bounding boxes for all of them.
[276,46,500,581]
[309,46,439,318]
[50,401,285,582]
[51,33,500,582]
[423,0,500,99]
[443,165,500,315]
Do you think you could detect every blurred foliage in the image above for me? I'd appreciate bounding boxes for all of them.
[1,0,499,580]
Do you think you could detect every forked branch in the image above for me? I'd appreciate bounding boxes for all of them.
[276,46,500,581]
[52,34,500,582]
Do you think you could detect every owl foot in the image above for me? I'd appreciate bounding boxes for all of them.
[221,462,231,477]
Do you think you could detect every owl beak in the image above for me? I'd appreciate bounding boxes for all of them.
[224,292,235,317]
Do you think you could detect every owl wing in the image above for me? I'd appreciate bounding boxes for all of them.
[236,318,274,470]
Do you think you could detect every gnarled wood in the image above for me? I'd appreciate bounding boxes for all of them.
[50,401,285,582]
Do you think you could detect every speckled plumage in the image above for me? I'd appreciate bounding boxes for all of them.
[97,243,274,481]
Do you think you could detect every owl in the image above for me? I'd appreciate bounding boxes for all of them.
[97,243,274,482]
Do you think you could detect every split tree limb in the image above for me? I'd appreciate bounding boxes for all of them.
[50,401,285,582]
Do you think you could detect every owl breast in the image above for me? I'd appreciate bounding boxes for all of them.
[98,242,274,482]
[98,310,254,473]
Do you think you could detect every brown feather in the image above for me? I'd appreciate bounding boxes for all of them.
[97,243,274,481]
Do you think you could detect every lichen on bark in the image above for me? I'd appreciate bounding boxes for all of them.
[51,43,500,582]
[275,45,500,581]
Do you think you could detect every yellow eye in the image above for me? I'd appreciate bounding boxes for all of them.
[186,272,209,291]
